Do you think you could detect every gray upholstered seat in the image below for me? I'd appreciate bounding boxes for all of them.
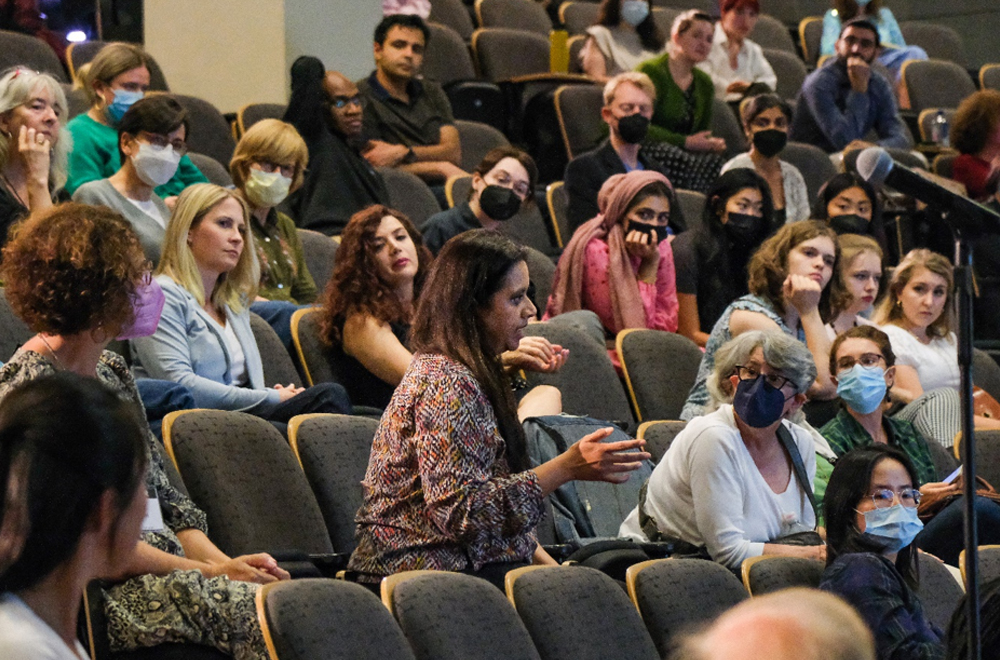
[66,40,169,89]
[454,119,510,173]
[162,409,334,557]
[798,16,824,67]
[509,566,660,660]
[781,141,838,203]
[258,579,416,660]
[472,28,552,81]
[902,59,976,113]
[186,152,233,187]
[236,102,286,138]
[711,98,748,157]
[545,181,570,248]
[377,167,442,230]
[954,430,1000,490]
[287,413,379,554]
[637,420,687,464]
[0,288,32,362]
[963,546,1000,586]
[925,438,958,482]
[917,553,965,631]
[524,246,556,312]
[475,0,553,36]
[741,555,824,595]
[167,93,237,166]
[291,307,345,388]
[249,311,303,388]
[627,559,748,657]
[553,84,605,161]
[391,572,542,660]
[983,64,1000,93]
[0,29,67,82]
[560,2,600,36]
[429,0,476,41]
[522,322,635,428]
[750,14,797,54]
[900,22,965,66]
[674,189,706,232]
[617,329,703,422]
[296,229,338,292]
[763,48,807,102]
[425,22,477,85]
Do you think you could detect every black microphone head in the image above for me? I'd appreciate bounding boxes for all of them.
[856,147,894,186]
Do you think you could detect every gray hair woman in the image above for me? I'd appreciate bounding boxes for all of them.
[620,330,825,571]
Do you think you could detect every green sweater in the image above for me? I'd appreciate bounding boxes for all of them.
[636,53,716,147]
[65,114,208,197]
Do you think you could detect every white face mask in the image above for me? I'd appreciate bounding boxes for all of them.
[131,143,181,187]
[243,168,292,208]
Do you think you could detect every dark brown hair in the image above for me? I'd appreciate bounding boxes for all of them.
[832,0,882,21]
[472,146,539,204]
[829,324,896,375]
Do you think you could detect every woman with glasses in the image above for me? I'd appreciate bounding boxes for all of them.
[620,330,825,570]
[820,325,1000,566]
[73,95,187,264]
[421,146,538,255]
[545,170,678,370]
[820,444,944,660]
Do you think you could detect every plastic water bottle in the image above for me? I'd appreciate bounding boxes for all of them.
[932,110,950,148]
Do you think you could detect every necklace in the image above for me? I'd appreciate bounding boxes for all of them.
[0,173,28,209]
[37,334,66,370]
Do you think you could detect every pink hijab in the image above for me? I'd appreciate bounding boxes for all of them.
[545,170,673,332]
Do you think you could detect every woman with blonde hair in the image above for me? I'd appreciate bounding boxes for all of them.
[0,68,70,243]
[131,183,350,421]
[827,234,883,337]
[67,42,207,197]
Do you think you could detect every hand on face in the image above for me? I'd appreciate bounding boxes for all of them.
[783,274,823,315]
[17,125,51,180]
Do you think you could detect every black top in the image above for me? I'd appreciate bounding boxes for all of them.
[672,228,751,333]
[287,128,389,236]
[421,201,482,255]
[335,321,410,410]
[357,72,455,148]
[0,183,28,248]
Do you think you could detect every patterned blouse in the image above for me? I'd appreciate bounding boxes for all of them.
[348,353,544,579]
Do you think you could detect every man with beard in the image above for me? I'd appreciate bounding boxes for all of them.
[789,19,909,155]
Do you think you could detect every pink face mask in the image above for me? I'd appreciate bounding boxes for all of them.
[117,276,165,340]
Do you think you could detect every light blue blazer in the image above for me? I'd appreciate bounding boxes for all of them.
[131,276,282,413]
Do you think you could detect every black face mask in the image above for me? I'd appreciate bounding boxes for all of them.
[724,212,765,245]
[617,114,650,145]
[626,219,669,244]
[828,213,870,236]
[479,184,522,221]
[752,129,787,158]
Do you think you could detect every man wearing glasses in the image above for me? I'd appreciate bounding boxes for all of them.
[789,18,910,155]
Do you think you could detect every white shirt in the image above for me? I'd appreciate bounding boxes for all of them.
[879,324,960,392]
[125,197,168,229]
[0,594,89,660]
[720,153,811,223]
[212,317,247,386]
[697,23,778,101]
[619,405,816,569]
[583,25,664,77]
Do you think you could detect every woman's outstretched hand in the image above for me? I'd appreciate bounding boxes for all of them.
[534,427,651,495]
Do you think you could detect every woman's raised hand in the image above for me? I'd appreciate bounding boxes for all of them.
[18,126,51,184]
[564,427,650,484]
[783,274,822,316]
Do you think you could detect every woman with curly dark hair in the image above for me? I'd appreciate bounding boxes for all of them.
[0,202,288,660]
[321,205,566,412]
[681,220,841,419]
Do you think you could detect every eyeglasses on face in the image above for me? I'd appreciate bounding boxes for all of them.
[869,488,921,509]
[734,365,793,391]
[836,353,885,374]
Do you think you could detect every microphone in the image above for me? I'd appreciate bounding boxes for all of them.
[856,147,1000,235]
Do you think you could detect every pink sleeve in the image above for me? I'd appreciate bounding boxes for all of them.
[637,240,679,333]
[580,238,618,334]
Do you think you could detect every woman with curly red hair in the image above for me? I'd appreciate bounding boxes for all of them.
[321,205,566,413]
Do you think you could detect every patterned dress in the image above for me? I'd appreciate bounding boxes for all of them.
[349,353,545,580]
[0,349,266,660]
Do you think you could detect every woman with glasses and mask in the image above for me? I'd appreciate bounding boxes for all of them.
[73,95,187,264]
[620,330,825,570]
[421,146,537,255]
[579,0,666,84]
[721,94,809,224]
[545,170,678,369]
[820,445,944,660]
[820,325,1000,567]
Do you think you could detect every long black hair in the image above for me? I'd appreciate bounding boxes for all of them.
[695,168,775,280]
[813,172,888,254]
[824,445,921,590]
[282,55,328,142]
[0,373,148,592]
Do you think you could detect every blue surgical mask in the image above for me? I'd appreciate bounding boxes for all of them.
[860,504,923,554]
[837,364,887,415]
[732,376,786,428]
[621,0,650,27]
[107,89,144,123]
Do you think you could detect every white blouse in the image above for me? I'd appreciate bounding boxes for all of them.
[879,324,960,392]
[697,23,778,101]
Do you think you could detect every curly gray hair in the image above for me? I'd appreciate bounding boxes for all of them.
[707,330,817,407]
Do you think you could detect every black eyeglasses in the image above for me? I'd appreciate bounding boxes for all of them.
[836,353,885,374]
[734,365,794,391]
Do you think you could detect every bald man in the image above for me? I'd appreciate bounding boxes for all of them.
[676,588,875,660]
[287,70,389,236]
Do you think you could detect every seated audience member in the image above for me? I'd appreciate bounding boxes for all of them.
[673,168,775,347]
[637,10,727,193]
[67,42,207,197]
[827,234,883,337]
[819,0,927,86]
[0,202,287,659]
[282,56,389,235]
[674,587,875,660]
[696,0,777,102]
[347,230,649,587]
[820,445,945,660]
[0,68,69,241]
[230,118,317,346]
[422,146,537,255]
[789,19,910,155]
[821,326,1000,566]
[813,172,888,253]
[131,184,351,422]
[722,94,809,224]
[564,72,681,233]
[873,249,1000,445]
[73,95,184,264]
[320,205,565,414]
[682,221,840,419]
[579,0,666,84]
[0,374,148,660]
[947,576,1000,660]
[545,171,678,367]
[620,330,824,570]
[950,90,1000,202]
[357,14,466,184]
[381,0,430,17]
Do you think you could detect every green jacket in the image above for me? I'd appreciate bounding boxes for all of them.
[636,53,715,147]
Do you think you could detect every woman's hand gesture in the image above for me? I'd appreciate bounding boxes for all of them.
[18,126,51,187]
[782,274,822,316]
[563,427,651,484]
